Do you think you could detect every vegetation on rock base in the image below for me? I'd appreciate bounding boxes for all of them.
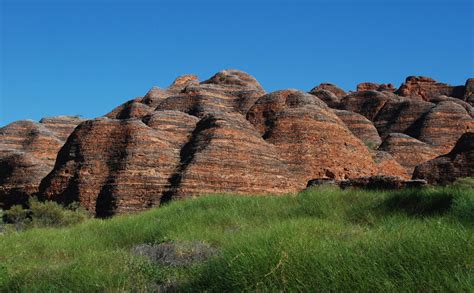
[0,181,473,291]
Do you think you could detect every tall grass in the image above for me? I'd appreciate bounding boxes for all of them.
[0,184,473,291]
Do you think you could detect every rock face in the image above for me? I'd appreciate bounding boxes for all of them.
[408,101,474,154]
[247,90,379,186]
[464,78,474,105]
[0,117,83,209]
[1,70,473,215]
[308,89,341,108]
[167,113,299,200]
[357,82,396,92]
[396,76,465,101]
[310,83,346,98]
[334,110,382,148]
[340,91,435,137]
[413,132,474,185]
[379,133,439,177]
[371,151,409,179]
[39,113,198,216]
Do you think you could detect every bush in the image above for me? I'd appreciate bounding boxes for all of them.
[4,205,30,231]
[29,198,90,228]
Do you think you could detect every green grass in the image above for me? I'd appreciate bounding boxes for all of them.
[1,184,473,292]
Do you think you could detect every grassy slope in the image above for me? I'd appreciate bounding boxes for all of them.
[0,186,473,292]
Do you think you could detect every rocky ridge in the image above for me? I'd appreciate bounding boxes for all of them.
[1,70,473,216]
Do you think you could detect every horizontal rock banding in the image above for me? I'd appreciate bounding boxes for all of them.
[1,70,473,215]
[413,132,474,185]
[0,117,83,209]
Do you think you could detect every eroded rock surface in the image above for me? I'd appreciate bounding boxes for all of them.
[0,117,83,209]
[310,83,346,98]
[379,133,439,177]
[408,101,474,154]
[334,110,382,148]
[357,82,396,92]
[1,70,473,215]
[247,90,379,186]
[412,132,474,185]
[396,76,464,101]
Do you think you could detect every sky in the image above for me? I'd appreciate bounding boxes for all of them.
[1,0,473,126]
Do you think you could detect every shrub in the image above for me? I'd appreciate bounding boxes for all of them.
[29,198,90,228]
[364,140,379,150]
[4,205,30,231]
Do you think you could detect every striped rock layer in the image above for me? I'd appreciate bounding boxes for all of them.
[413,132,474,185]
[1,70,473,216]
[0,117,83,209]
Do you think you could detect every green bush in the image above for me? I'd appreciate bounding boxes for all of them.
[29,198,91,228]
[4,205,30,231]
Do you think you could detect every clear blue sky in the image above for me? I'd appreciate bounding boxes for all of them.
[1,0,473,126]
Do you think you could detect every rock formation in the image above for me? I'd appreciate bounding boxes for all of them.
[370,151,409,179]
[407,101,474,154]
[310,83,346,98]
[356,82,396,92]
[396,76,465,102]
[334,110,382,148]
[1,70,473,215]
[413,132,474,185]
[247,90,379,185]
[0,117,83,209]
[379,133,439,176]
[464,78,474,105]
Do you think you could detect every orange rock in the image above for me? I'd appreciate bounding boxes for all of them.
[334,110,382,148]
[396,76,465,101]
[409,101,474,154]
[0,117,83,209]
[247,90,379,186]
[357,82,396,92]
[413,132,474,185]
[379,133,439,177]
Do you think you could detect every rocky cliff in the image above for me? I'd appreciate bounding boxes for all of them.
[1,70,473,216]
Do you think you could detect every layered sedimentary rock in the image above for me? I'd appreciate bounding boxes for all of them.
[413,132,474,185]
[463,78,474,106]
[340,90,391,121]
[334,110,382,148]
[38,113,198,216]
[310,83,346,98]
[371,151,409,179]
[340,91,435,137]
[357,82,396,92]
[308,89,341,108]
[396,76,465,101]
[379,133,439,176]
[157,70,265,117]
[106,98,155,120]
[37,71,297,216]
[429,95,474,117]
[2,70,473,215]
[408,101,474,154]
[247,90,379,186]
[0,117,83,209]
[168,112,299,199]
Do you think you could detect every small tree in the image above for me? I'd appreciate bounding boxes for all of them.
[4,205,29,231]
